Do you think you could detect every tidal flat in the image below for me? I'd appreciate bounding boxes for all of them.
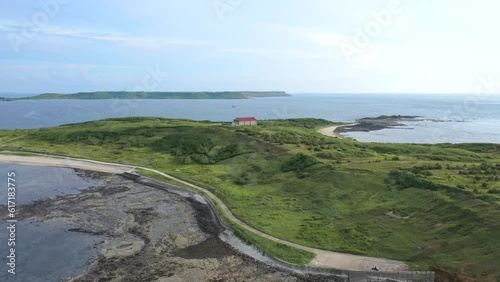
[0,168,334,282]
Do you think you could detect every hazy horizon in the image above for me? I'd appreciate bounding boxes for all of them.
[2,92,500,98]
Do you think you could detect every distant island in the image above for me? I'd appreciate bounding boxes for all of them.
[14,91,290,100]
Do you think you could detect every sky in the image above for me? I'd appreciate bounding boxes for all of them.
[1,0,500,94]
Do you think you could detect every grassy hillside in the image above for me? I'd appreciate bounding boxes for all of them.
[0,117,499,280]
[16,91,290,100]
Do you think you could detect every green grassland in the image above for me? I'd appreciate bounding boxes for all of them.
[1,117,499,280]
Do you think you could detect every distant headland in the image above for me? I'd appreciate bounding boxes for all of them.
[12,91,291,100]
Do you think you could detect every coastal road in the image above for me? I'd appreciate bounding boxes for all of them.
[0,152,408,272]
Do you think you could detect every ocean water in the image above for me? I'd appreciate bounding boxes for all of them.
[0,164,98,204]
[0,94,499,143]
[0,164,100,281]
[0,221,100,282]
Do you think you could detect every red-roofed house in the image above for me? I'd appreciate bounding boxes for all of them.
[233,117,258,126]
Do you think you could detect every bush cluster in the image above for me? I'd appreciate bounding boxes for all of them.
[153,134,251,164]
[281,153,319,172]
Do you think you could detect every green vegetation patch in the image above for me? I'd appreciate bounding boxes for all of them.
[1,117,499,280]
[228,218,316,265]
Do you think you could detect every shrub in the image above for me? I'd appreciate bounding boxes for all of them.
[152,134,251,164]
[153,134,214,155]
[212,144,251,162]
[234,172,251,185]
[281,153,319,172]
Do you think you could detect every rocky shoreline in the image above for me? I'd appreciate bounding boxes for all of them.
[5,170,341,282]
[334,115,421,135]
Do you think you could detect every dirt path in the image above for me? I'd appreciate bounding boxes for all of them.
[318,123,357,138]
[0,152,407,272]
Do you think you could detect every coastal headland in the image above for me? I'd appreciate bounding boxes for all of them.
[12,91,291,100]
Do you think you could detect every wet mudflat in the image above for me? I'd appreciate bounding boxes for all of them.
[1,166,337,282]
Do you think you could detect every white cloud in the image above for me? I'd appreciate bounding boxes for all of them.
[0,65,49,71]
[0,64,133,72]
[297,30,352,47]
[0,21,208,49]
[222,47,337,60]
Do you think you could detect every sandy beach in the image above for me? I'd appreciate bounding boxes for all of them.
[318,123,358,138]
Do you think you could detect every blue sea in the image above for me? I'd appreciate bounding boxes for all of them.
[1,94,499,143]
[0,164,100,282]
